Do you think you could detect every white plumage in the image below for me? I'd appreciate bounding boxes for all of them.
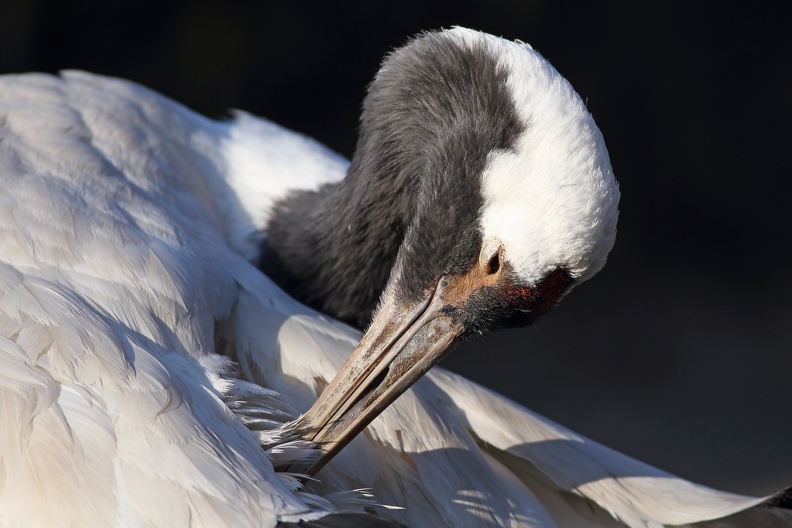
[0,30,779,528]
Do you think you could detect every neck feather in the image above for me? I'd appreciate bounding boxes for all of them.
[260,30,523,327]
[260,157,418,328]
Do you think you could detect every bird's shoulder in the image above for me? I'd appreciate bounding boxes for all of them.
[0,70,349,261]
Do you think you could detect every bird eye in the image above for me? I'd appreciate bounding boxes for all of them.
[486,252,500,274]
[480,239,504,275]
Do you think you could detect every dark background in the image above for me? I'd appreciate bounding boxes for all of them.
[3,1,790,495]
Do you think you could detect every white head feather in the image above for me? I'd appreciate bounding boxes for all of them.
[449,27,619,286]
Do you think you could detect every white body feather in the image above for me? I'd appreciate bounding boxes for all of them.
[0,68,768,527]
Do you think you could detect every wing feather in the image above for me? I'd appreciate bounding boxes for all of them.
[229,265,771,527]
[426,368,767,527]
[0,71,339,527]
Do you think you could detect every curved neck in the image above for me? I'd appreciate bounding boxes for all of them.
[260,31,523,328]
[259,156,418,328]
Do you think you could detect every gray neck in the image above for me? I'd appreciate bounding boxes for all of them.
[259,31,522,328]
[259,151,418,328]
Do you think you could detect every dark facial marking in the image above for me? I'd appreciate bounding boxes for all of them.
[504,268,574,324]
[444,266,574,336]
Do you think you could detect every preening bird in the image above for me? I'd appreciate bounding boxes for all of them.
[0,27,788,528]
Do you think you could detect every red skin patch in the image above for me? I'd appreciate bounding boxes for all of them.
[507,268,572,320]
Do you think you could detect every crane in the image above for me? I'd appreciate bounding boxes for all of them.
[0,27,786,527]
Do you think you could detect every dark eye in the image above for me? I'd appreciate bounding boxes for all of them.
[486,252,500,274]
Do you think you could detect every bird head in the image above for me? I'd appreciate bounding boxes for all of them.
[290,27,619,475]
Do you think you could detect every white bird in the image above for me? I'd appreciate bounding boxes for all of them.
[0,27,787,528]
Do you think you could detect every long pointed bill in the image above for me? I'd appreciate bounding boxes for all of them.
[287,264,573,476]
[289,280,463,476]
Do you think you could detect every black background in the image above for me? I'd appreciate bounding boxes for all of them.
[3,1,791,495]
